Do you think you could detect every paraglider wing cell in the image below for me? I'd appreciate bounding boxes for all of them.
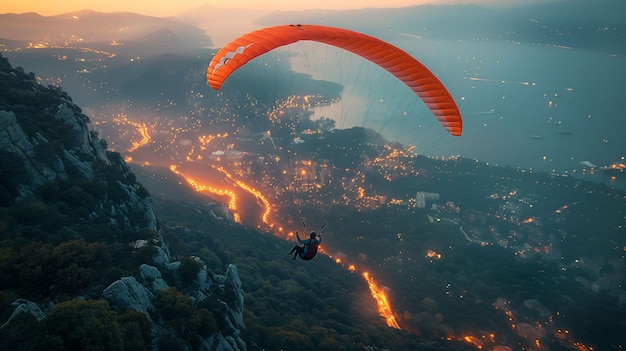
[207,24,462,136]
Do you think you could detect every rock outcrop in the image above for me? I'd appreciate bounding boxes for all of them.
[102,276,156,315]
[0,55,156,231]
[102,260,246,351]
[0,54,247,351]
[0,299,48,329]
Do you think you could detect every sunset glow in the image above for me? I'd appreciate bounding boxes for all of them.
[1,0,535,18]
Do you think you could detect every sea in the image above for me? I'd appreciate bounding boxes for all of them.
[298,38,626,189]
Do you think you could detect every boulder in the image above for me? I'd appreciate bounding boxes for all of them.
[201,332,247,351]
[195,264,214,295]
[139,264,169,292]
[225,264,245,331]
[0,299,47,329]
[102,276,155,314]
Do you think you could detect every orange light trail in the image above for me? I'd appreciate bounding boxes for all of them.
[112,113,151,152]
[362,271,401,329]
[328,255,401,330]
[172,151,400,332]
[169,165,241,223]
[213,166,273,227]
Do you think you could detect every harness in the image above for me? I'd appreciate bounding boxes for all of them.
[301,240,319,260]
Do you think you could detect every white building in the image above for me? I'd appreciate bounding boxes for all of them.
[415,191,440,209]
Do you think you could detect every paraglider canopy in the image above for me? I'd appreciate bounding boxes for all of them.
[207,24,462,136]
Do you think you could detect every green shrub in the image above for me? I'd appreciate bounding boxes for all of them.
[46,299,122,351]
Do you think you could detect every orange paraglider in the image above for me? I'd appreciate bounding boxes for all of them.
[207,24,462,136]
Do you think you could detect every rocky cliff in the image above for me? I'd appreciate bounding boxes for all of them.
[0,54,156,231]
[0,53,246,351]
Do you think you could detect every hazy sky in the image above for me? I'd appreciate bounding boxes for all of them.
[2,0,545,17]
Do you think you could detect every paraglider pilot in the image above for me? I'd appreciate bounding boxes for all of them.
[289,231,322,260]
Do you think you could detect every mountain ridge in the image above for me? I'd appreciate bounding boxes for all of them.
[0,10,212,48]
[0,53,247,351]
[254,0,625,52]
